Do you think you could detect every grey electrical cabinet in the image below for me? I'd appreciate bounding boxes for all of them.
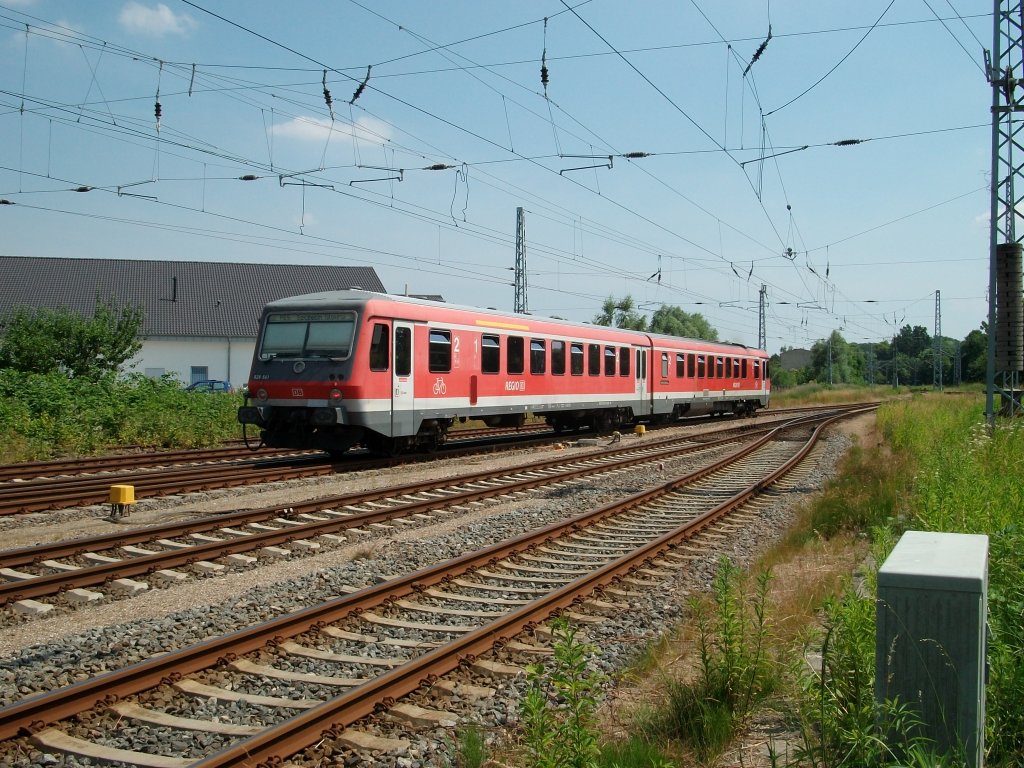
[876,530,988,767]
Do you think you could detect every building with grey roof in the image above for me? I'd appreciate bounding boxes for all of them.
[0,256,385,386]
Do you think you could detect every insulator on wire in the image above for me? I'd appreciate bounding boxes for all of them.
[350,65,371,105]
[833,138,863,146]
[322,70,334,120]
[622,152,650,159]
[743,25,771,76]
[239,174,258,181]
[424,164,454,171]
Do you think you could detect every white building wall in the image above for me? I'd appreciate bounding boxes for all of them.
[126,336,256,386]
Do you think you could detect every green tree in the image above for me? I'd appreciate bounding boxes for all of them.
[960,326,987,383]
[0,297,144,380]
[592,295,647,330]
[808,331,864,385]
[648,304,719,341]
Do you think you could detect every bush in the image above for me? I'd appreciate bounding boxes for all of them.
[0,370,241,462]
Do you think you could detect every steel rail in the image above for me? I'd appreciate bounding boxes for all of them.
[0,406,872,748]
[192,407,875,766]
[0,417,774,570]
[0,421,783,605]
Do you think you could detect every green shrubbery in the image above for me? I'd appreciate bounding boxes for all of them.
[0,370,242,462]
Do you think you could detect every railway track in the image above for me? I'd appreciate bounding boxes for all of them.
[0,407,857,517]
[0,424,553,486]
[0,426,560,516]
[0,405,872,766]
[0,418,789,616]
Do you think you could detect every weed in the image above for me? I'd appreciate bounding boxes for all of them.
[519,617,605,768]
[455,725,488,768]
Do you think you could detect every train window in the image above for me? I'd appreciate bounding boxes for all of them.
[260,311,356,360]
[764,360,770,379]
[552,340,566,375]
[636,349,647,379]
[588,344,601,376]
[753,360,760,379]
[369,323,389,371]
[571,343,584,376]
[716,357,724,379]
[697,355,706,378]
[619,347,630,376]
[605,346,616,376]
[733,358,740,377]
[530,339,546,374]
[687,353,695,378]
[429,329,452,373]
[508,336,525,375]
[742,359,748,378]
[676,353,685,378]
[395,327,411,376]
[661,352,669,379]
[481,334,500,374]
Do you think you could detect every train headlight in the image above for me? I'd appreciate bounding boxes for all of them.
[329,388,343,401]
[256,387,269,401]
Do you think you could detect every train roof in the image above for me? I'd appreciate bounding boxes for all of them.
[263,290,767,356]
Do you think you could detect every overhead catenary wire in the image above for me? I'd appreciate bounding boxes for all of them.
[0,3,987,346]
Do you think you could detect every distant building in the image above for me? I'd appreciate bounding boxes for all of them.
[0,256,385,385]
[779,348,812,371]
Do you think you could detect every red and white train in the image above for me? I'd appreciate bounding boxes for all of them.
[238,290,771,455]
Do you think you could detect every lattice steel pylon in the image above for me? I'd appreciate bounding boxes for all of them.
[758,284,767,351]
[987,0,1024,423]
[514,206,528,314]
[934,290,943,390]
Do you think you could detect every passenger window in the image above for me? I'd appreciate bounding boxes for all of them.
[753,360,760,379]
[733,358,740,377]
[676,353,685,378]
[742,359,748,378]
[571,342,584,376]
[661,352,669,379]
[531,339,546,374]
[508,336,524,375]
[552,340,566,375]
[395,327,411,377]
[697,355,706,379]
[619,347,630,377]
[605,346,616,376]
[482,334,500,374]
[369,323,389,371]
[716,356,724,379]
[588,344,601,376]
[428,329,452,373]
[687,353,695,378]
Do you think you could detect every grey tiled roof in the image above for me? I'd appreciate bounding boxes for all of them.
[0,257,386,338]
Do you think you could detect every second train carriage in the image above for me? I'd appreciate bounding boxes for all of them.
[237,290,770,455]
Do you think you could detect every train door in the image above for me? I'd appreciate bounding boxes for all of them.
[392,322,415,437]
[635,346,650,417]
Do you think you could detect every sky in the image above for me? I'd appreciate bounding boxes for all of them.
[0,1,994,354]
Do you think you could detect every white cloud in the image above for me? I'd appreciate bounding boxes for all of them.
[274,115,393,148]
[118,2,196,36]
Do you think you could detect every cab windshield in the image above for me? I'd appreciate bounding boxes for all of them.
[259,311,356,360]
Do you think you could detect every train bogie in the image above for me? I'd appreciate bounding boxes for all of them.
[238,291,771,456]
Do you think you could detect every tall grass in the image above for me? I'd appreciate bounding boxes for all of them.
[878,396,1024,765]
